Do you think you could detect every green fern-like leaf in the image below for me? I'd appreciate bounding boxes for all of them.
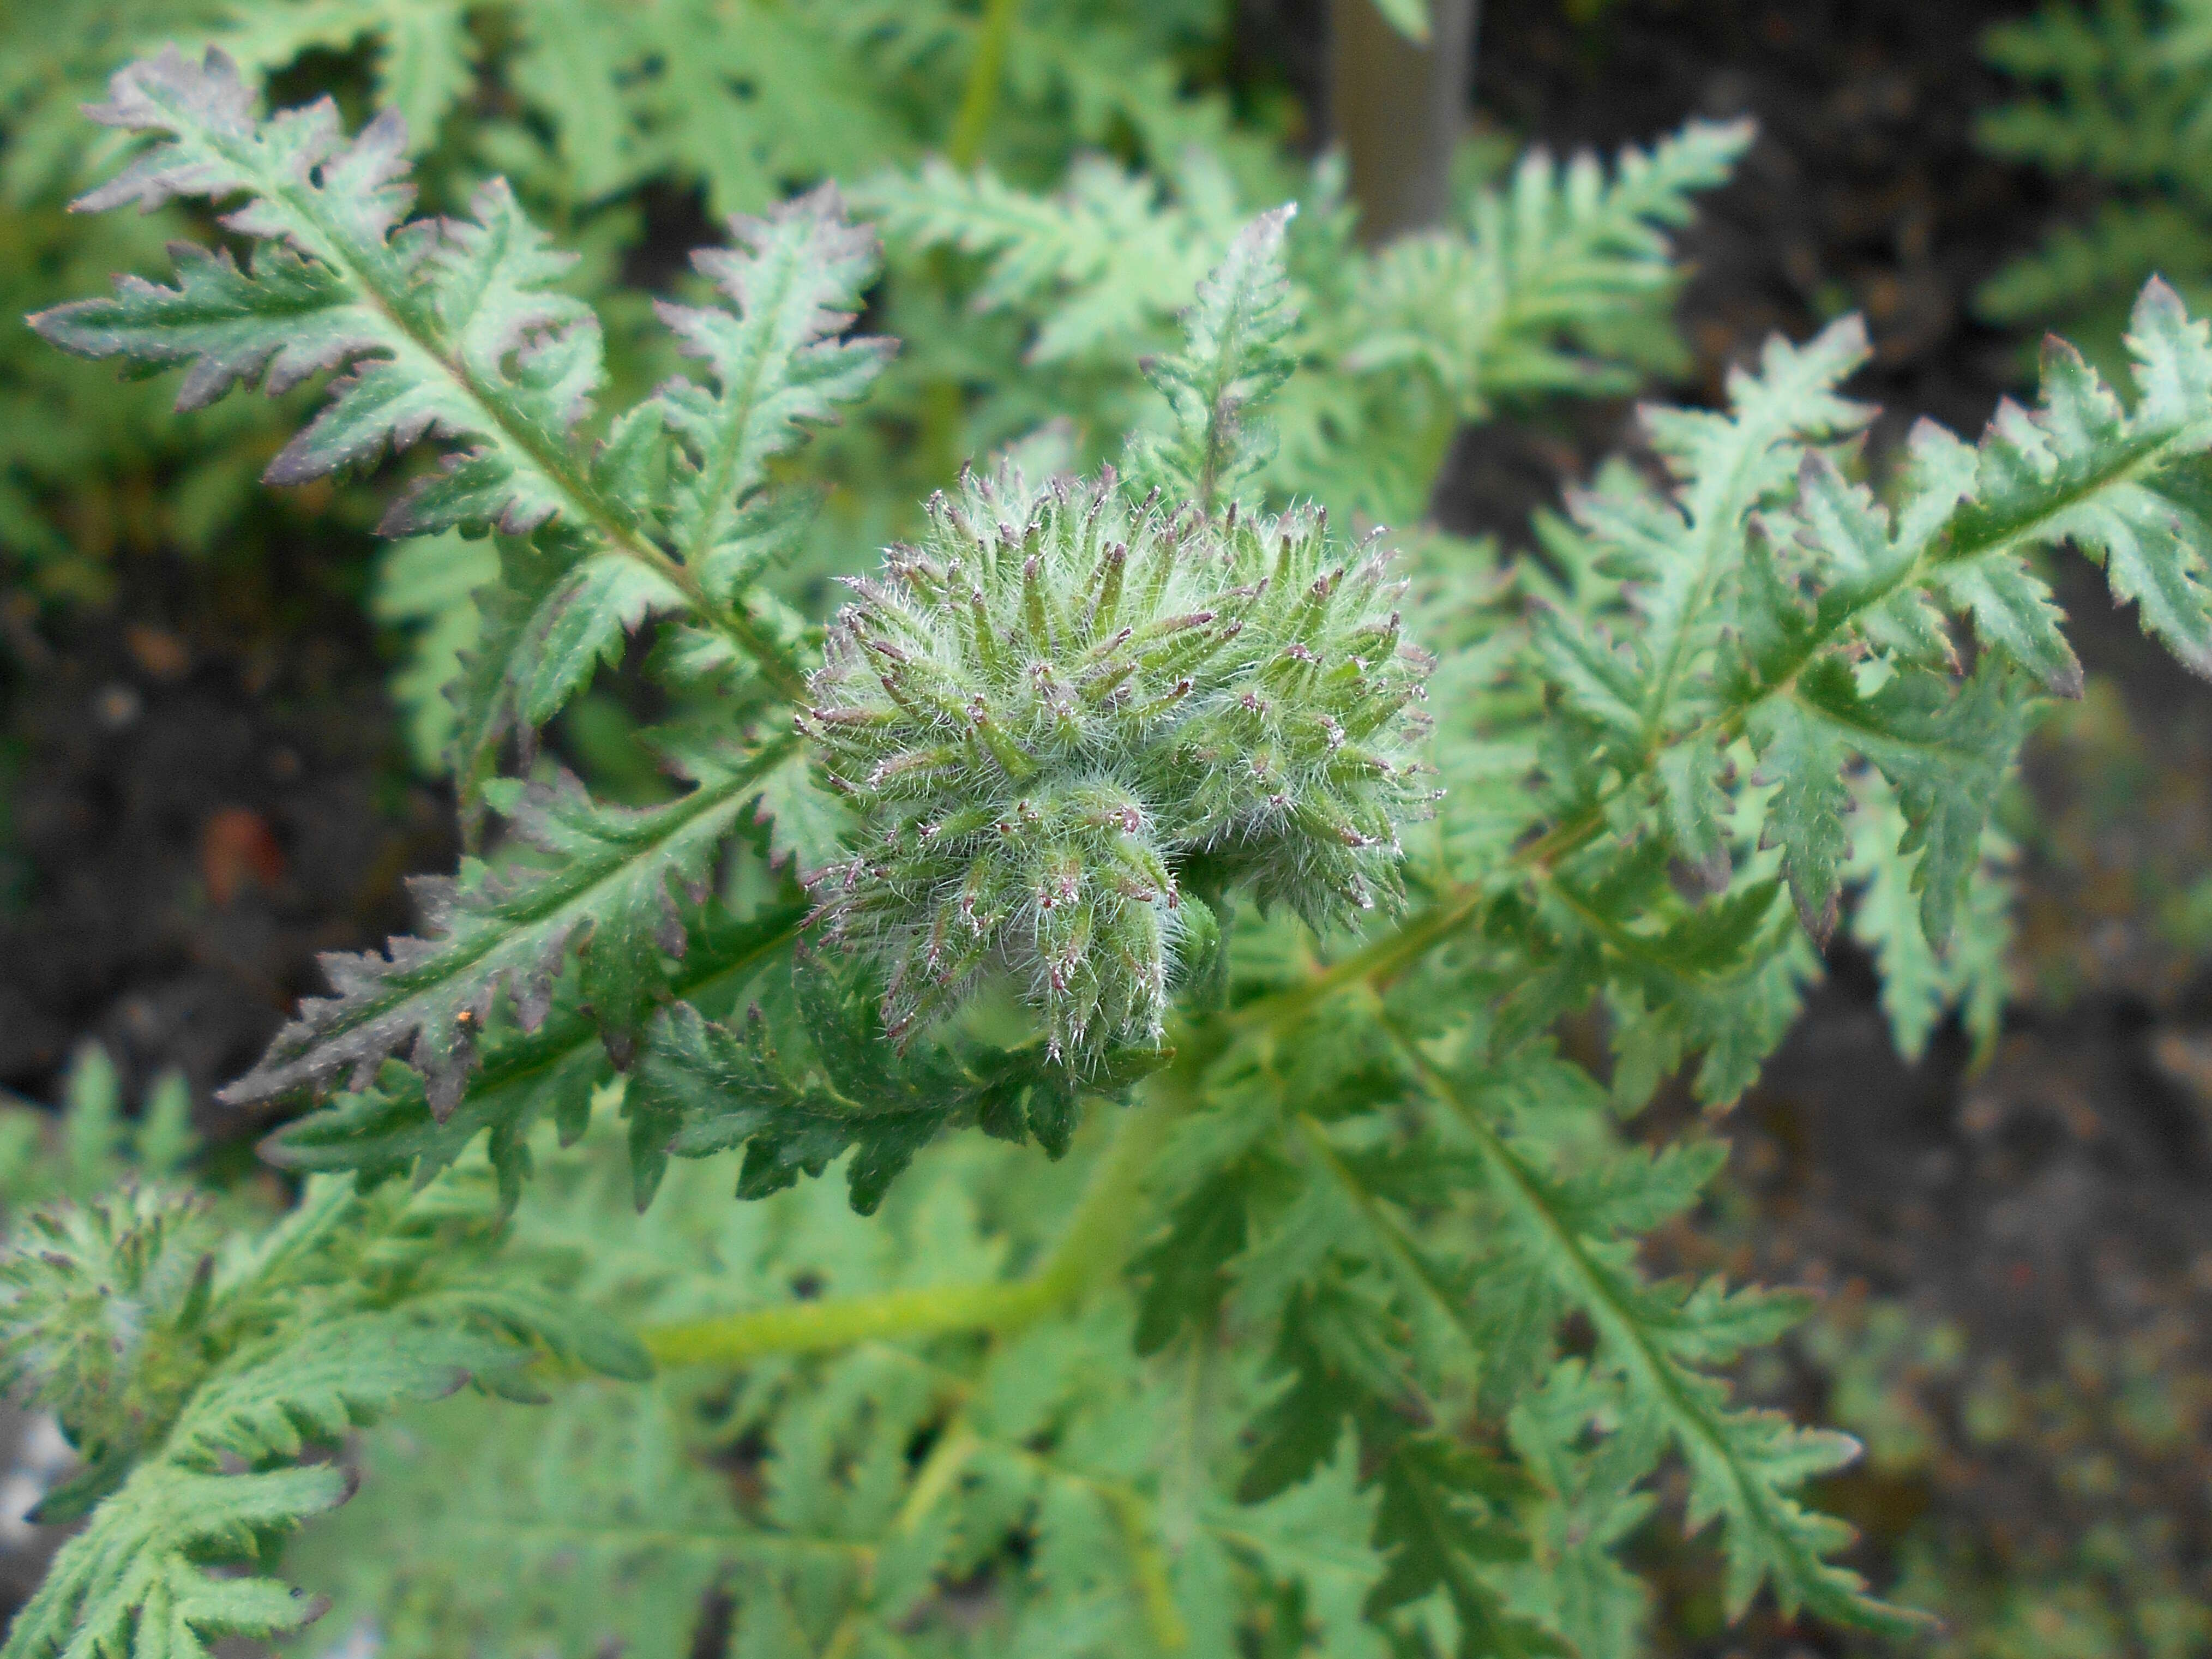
[506,0,907,214]
[636,949,1167,1212]
[1341,117,1754,413]
[33,49,888,723]
[370,528,496,776]
[1409,1049,1925,1637]
[0,1167,642,1659]
[282,1115,1396,1659]
[32,51,603,538]
[30,61,902,1118]
[862,152,1248,367]
[1977,0,2212,352]
[1121,202,1300,515]
[653,190,895,597]
[0,1047,199,1214]
[1845,772,2016,1065]
[221,744,802,1113]
[868,120,1748,522]
[286,1379,754,1659]
[261,900,809,1204]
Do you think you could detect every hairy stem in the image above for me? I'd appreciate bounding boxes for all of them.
[640,1078,1181,1366]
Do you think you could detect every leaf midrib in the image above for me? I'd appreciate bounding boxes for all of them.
[161,77,813,700]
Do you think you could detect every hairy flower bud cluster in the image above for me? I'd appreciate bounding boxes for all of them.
[0,1186,214,1457]
[802,463,1436,1060]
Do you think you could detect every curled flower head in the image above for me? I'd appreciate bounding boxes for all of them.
[803,462,1435,1060]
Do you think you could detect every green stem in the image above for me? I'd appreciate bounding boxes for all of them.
[946,0,1023,168]
[641,1079,1181,1366]
[1228,878,1484,1037]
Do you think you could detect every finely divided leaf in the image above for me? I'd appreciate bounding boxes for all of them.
[1123,203,1300,514]
[1792,657,2029,948]
[1747,695,1853,943]
[1347,119,1753,415]
[862,154,1241,364]
[1225,1435,1388,1659]
[32,50,608,542]
[1366,1435,1562,1658]
[636,996,952,1216]
[221,741,800,1114]
[1846,773,2017,1064]
[1415,1053,1928,1638]
[635,952,1151,1213]
[1939,281,2212,678]
[654,184,893,591]
[209,0,480,154]
[262,902,810,1201]
[0,1170,636,1659]
[1,1460,352,1659]
[33,49,891,742]
[746,739,852,877]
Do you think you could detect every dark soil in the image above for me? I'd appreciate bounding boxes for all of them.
[0,542,452,1117]
[5,0,2212,1649]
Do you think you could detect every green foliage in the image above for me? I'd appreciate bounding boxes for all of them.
[865,115,1751,521]
[274,1111,1399,1658]
[370,528,495,774]
[1977,0,2212,359]
[632,946,1170,1212]
[33,48,647,547]
[0,1167,644,1659]
[1338,116,1751,412]
[27,32,2212,1659]
[0,0,290,599]
[294,1377,753,1658]
[0,0,1254,613]
[1520,281,2212,974]
[1121,205,1302,513]
[1846,773,2016,1063]
[0,1045,197,1212]
[29,47,887,1119]
[1422,1053,1878,1630]
[219,744,814,1116]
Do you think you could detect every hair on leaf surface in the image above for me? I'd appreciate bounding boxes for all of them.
[805,458,1435,1062]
